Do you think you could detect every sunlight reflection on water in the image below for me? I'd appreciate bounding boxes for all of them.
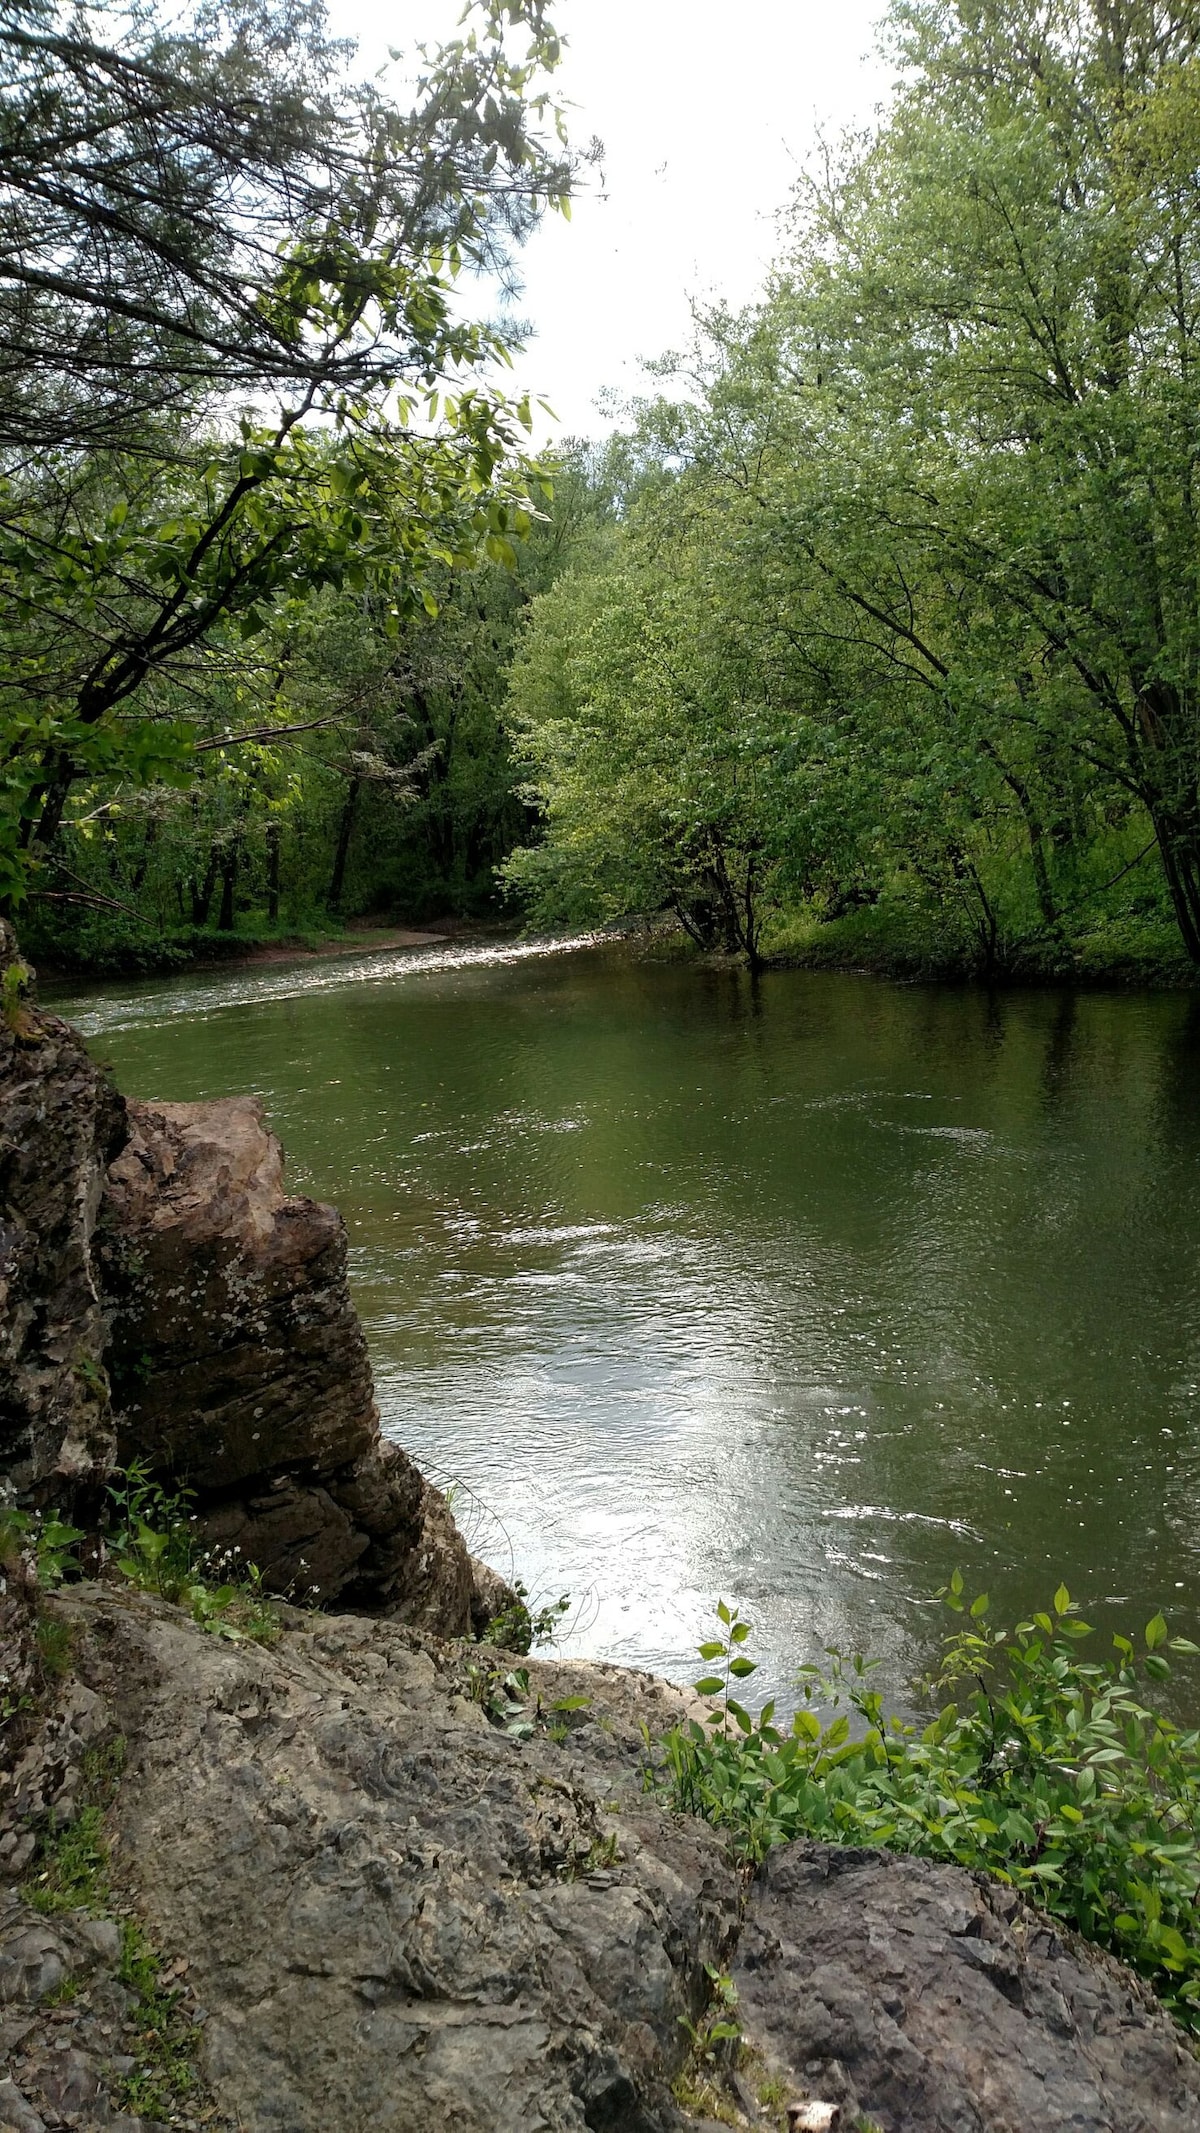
[56,943,1200,1711]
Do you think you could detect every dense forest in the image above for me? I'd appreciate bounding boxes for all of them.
[0,0,584,969]
[507,0,1200,979]
[8,0,1200,982]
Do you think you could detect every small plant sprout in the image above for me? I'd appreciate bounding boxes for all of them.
[678,1963,741,2065]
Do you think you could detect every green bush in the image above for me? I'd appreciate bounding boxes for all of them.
[659,1583,1200,2030]
[107,1462,279,1642]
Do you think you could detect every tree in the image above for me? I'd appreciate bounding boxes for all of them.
[0,0,569,450]
[16,450,611,963]
[0,0,574,907]
[754,0,1200,959]
[504,517,801,965]
[506,0,1200,972]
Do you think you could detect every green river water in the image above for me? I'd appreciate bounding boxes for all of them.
[54,938,1200,1708]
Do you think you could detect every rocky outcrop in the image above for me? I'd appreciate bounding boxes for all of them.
[0,921,124,1507]
[734,1840,1200,2131]
[3,1584,1200,2133]
[101,1095,488,1632]
[104,1096,379,1492]
[4,1582,739,2133]
[0,923,502,1639]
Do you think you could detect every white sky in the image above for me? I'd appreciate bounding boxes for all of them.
[332,1,893,439]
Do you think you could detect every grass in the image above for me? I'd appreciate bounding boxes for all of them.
[24,1804,111,1915]
[115,1920,199,2121]
[18,1730,199,2120]
[34,1613,77,1679]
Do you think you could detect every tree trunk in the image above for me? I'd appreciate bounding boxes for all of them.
[1150,808,1200,962]
[1132,682,1200,963]
[130,814,159,893]
[980,739,1060,933]
[217,842,238,931]
[265,821,280,924]
[328,778,361,911]
[950,843,1000,972]
[191,847,220,926]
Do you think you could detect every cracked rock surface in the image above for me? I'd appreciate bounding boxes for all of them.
[40,1584,739,2133]
[734,1840,1200,2132]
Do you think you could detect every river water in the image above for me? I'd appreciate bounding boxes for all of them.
[54,938,1200,1708]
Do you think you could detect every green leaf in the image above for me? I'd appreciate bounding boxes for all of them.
[1145,1613,1169,1651]
[693,1676,724,1698]
[1054,1584,1071,1616]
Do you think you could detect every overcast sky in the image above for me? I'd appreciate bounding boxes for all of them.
[336,1,892,438]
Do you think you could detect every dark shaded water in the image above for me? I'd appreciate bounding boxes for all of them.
[56,940,1200,1706]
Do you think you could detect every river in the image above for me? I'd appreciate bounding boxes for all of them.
[53,937,1200,1710]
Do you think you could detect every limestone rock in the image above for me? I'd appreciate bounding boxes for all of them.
[0,922,125,1505]
[734,1839,1200,2132]
[52,1583,740,2133]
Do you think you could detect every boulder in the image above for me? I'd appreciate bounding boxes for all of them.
[734,1839,1200,2132]
[101,1095,495,1632]
[0,922,125,1507]
[0,930,508,1639]
[103,1095,378,1489]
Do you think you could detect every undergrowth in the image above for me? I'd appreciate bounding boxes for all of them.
[1,1463,281,1643]
[657,1582,1200,2031]
[105,1461,281,1640]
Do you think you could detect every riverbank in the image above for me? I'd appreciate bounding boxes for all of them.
[25,914,484,981]
[27,884,1200,989]
[757,899,1199,987]
[8,922,1200,2128]
[6,1565,1200,2133]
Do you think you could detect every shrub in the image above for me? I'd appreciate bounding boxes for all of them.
[659,1583,1200,2030]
